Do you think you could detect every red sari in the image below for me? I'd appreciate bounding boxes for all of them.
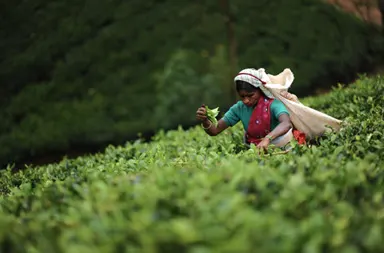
[245,95,306,145]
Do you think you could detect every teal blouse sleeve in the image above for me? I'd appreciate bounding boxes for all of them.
[271,99,290,119]
[222,101,241,127]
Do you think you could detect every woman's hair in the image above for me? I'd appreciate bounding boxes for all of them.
[235,80,259,93]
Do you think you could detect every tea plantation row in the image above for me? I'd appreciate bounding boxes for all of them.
[0,75,383,252]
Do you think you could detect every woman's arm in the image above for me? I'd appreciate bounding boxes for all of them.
[196,104,229,136]
[257,114,292,149]
[201,118,229,136]
[267,114,292,139]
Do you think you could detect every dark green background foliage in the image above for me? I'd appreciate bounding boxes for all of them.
[0,75,383,252]
[0,0,383,167]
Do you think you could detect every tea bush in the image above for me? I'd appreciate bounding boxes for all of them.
[0,75,383,252]
[1,0,383,168]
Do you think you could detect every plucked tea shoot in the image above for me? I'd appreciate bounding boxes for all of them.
[205,105,220,126]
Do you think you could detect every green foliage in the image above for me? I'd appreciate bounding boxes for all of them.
[0,75,383,252]
[154,46,228,129]
[0,0,383,167]
[234,0,384,94]
[205,105,220,127]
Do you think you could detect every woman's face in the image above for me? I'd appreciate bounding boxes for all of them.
[238,89,262,107]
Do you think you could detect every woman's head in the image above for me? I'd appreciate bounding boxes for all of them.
[235,80,262,107]
[234,68,274,100]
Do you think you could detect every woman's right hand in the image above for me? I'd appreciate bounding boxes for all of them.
[196,104,207,122]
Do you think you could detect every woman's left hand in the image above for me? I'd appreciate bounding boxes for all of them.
[257,137,270,151]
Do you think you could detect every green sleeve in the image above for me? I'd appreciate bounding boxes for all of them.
[223,101,241,127]
[271,99,289,119]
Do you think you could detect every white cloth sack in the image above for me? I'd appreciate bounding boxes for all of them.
[235,68,342,140]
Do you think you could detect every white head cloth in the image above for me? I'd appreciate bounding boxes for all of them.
[233,68,274,98]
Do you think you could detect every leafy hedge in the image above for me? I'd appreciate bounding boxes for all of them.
[0,0,383,167]
[0,75,383,252]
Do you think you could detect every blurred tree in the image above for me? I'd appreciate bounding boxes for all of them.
[219,0,238,103]
[379,0,384,25]
[153,46,230,130]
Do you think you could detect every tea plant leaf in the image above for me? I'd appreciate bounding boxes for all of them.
[0,75,383,252]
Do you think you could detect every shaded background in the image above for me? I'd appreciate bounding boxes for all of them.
[1,0,383,169]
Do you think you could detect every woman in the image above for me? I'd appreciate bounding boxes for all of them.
[196,68,300,151]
